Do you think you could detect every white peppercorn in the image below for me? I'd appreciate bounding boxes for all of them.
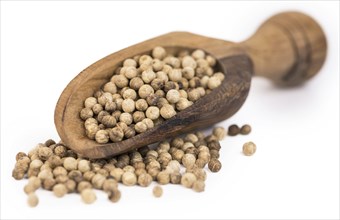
[53,183,67,198]
[192,180,205,192]
[122,98,135,113]
[76,160,90,173]
[28,176,42,189]
[138,85,154,99]
[103,82,117,94]
[124,126,136,138]
[105,101,117,112]
[208,159,222,172]
[208,76,222,89]
[123,58,137,67]
[122,165,135,173]
[63,157,78,171]
[156,71,169,82]
[188,89,201,102]
[122,88,137,100]
[81,188,96,204]
[135,121,148,133]
[206,55,216,66]
[198,151,210,164]
[124,66,138,79]
[109,127,124,142]
[102,179,118,192]
[129,77,144,90]
[137,173,153,187]
[142,69,156,83]
[142,118,154,129]
[166,89,180,104]
[184,133,199,143]
[111,75,129,88]
[91,173,106,189]
[166,160,180,173]
[145,106,160,120]
[182,56,197,68]
[157,171,170,185]
[92,103,103,115]
[84,97,97,109]
[135,99,148,112]
[181,172,197,188]
[27,192,39,207]
[30,159,43,170]
[168,69,182,82]
[160,104,176,119]
[192,49,205,60]
[152,185,163,198]
[85,123,99,140]
[52,166,67,177]
[152,46,167,60]
[172,149,184,162]
[243,141,256,156]
[94,130,109,144]
[77,181,92,193]
[212,127,226,140]
[108,189,121,203]
[84,118,98,128]
[98,92,113,106]
[110,168,124,182]
[80,108,94,120]
[139,55,153,66]
[182,153,196,169]
[122,172,137,186]
[164,56,180,68]
[55,174,69,184]
[152,59,164,72]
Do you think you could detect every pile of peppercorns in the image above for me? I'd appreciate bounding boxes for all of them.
[80,46,225,144]
[12,124,256,208]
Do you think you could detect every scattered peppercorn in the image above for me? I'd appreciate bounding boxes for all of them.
[240,124,252,135]
[13,123,253,207]
[27,193,39,207]
[208,159,222,173]
[228,124,240,136]
[243,141,256,156]
[152,185,163,198]
[81,188,97,204]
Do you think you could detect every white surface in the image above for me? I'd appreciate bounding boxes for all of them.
[1,1,339,219]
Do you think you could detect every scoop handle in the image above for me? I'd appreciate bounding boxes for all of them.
[239,11,327,86]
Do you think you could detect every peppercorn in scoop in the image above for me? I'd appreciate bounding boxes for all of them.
[80,47,224,144]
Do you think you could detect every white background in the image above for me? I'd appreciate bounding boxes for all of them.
[1,1,339,219]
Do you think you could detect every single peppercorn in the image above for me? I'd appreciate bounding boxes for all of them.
[108,189,121,203]
[81,188,97,204]
[152,185,163,198]
[243,141,256,156]
[137,173,153,187]
[156,171,170,185]
[213,127,226,141]
[240,124,252,135]
[122,172,137,186]
[53,183,67,198]
[228,124,240,136]
[182,154,196,169]
[208,159,222,172]
[27,192,39,207]
[181,172,197,188]
[63,157,78,171]
[192,180,205,192]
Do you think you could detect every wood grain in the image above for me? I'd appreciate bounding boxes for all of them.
[54,12,327,158]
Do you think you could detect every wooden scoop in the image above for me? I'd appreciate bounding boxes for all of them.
[54,12,327,159]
